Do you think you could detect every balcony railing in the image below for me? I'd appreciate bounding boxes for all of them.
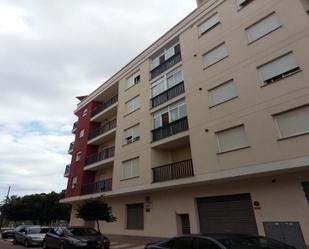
[68,142,74,154]
[64,164,70,176]
[152,117,188,142]
[91,95,118,117]
[81,178,112,195]
[150,53,182,79]
[85,147,115,166]
[151,81,185,108]
[72,122,77,131]
[152,159,194,183]
[88,119,117,140]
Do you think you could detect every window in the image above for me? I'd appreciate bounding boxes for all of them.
[216,125,249,153]
[151,67,183,97]
[82,108,88,117]
[208,80,237,107]
[126,71,140,89]
[122,158,139,179]
[153,100,187,129]
[193,238,221,249]
[124,125,140,144]
[236,0,254,9]
[151,42,180,70]
[246,13,281,43]
[258,52,300,85]
[127,203,144,230]
[71,177,77,189]
[125,95,140,114]
[198,13,220,36]
[75,152,81,162]
[79,129,85,138]
[274,105,309,139]
[203,43,228,67]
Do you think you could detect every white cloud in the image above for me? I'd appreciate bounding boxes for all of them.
[0,0,196,199]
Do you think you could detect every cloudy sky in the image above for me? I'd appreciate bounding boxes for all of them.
[0,0,196,200]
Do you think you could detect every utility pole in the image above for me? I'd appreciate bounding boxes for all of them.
[0,186,11,229]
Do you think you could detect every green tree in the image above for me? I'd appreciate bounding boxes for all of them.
[76,198,116,233]
[0,192,71,225]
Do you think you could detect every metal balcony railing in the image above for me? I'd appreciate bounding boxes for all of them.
[64,164,70,176]
[68,142,74,154]
[152,117,188,142]
[91,95,118,117]
[88,119,117,140]
[151,81,185,108]
[81,178,112,195]
[150,53,182,79]
[85,147,115,166]
[72,122,77,131]
[152,159,194,183]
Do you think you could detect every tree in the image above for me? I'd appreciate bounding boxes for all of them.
[75,198,116,233]
[0,192,71,225]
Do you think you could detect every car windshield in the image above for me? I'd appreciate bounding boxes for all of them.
[66,228,99,236]
[28,228,49,234]
[219,236,293,249]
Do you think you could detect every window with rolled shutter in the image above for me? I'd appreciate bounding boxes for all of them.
[246,13,281,43]
[203,43,228,67]
[258,52,299,84]
[199,13,220,36]
[208,80,237,107]
[127,203,144,230]
[274,105,309,139]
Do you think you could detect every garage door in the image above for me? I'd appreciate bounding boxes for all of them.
[197,193,258,235]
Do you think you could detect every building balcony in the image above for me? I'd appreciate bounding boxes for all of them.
[88,119,117,145]
[150,52,182,80]
[152,159,194,183]
[64,164,70,177]
[68,142,74,154]
[91,95,118,122]
[84,147,115,171]
[152,117,189,142]
[81,178,112,195]
[72,122,77,133]
[151,81,185,108]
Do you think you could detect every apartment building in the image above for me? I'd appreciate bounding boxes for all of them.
[61,0,309,248]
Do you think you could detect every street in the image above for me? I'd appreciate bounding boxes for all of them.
[0,238,145,249]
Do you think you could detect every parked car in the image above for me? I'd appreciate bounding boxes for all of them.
[14,225,50,247]
[1,228,15,239]
[43,226,110,249]
[145,234,296,249]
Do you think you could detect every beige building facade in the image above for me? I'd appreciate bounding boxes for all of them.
[62,0,309,248]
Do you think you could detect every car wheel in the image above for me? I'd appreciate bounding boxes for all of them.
[43,240,49,249]
[13,237,17,244]
[24,239,29,247]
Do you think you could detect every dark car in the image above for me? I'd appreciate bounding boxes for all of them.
[1,228,15,239]
[145,234,296,249]
[43,226,110,249]
[14,226,50,247]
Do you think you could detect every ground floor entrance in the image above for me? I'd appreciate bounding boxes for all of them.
[197,193,258,235]
[69,171,309,248]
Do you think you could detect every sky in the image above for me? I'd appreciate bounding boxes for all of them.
[0,0,196,201]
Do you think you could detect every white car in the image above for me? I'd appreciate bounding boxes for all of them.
[14,226,50,247]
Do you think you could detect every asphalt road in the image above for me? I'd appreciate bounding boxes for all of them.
[0,238,145,249]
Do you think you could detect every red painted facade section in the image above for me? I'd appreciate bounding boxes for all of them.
[65,101,103,198]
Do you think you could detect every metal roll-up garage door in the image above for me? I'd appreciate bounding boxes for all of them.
[197,193,258,235]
